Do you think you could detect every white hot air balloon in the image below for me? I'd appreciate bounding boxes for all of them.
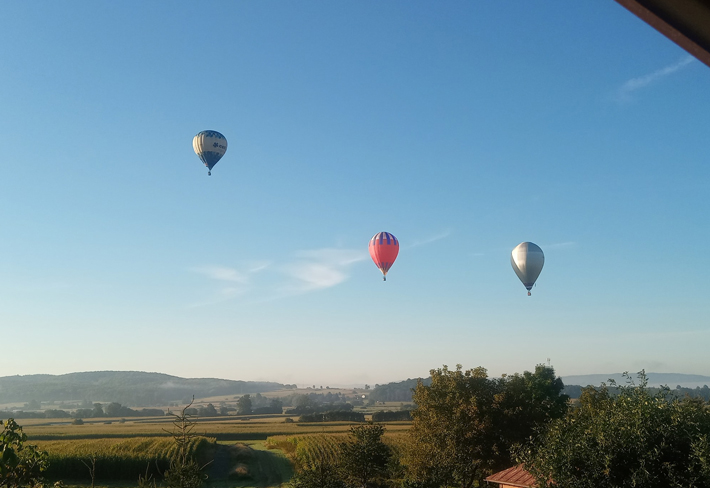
[511,242,545,296]
[193,130,228,176]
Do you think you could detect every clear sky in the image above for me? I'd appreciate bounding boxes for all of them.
[1,1,709,387]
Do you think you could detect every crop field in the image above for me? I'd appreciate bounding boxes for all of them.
[265,430,409,469]
[19,415,412,441]
[36,436,213,481]
[15,414,412,487]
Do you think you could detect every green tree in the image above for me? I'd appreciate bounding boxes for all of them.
[407,364,568,488]
[92,403,104,417]
[0,418,49,487]
[289,463,347,488]
[339,422,392,488]
[518,372,710,488]
[270,398,284,413]
[295,395,315,411]
[236,395,252,415]
[197,404,217,417]
[407,365,499,488]
[494,364,569,449]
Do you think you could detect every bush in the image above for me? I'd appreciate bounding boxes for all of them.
[0,418,49,487]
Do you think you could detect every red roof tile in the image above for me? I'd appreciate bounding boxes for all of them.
[485,465,537,487]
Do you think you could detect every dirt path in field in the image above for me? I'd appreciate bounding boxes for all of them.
[207,443,293,486]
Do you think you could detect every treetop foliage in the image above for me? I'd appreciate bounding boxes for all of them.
[518,371,710,488]
[407,364,568,488]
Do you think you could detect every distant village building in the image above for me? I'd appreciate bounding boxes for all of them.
[485,465,536,488]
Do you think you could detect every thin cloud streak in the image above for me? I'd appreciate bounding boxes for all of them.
[190,266,249,283]
[405,230,451,250]
[617,55,694,101]
[541,241,576,250]
[281,248,368,293]
[187,263,271,308]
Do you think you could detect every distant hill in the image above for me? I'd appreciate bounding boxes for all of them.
[0,371,290,407]
[561,373,710,389]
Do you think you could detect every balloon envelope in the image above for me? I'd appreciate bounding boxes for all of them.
[511,242,544,295]
[369,232,399,280]
[193,130,227,172]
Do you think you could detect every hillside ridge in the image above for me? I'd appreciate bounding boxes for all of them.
[0,370,291,406]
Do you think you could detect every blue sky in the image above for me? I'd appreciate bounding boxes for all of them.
[1,1,709,387]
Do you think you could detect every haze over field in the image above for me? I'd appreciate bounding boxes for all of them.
[1,2,709,386]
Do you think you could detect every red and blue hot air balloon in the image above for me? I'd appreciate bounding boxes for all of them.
[369,232,399,281]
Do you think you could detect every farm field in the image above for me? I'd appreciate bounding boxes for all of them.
[16,413,412,487]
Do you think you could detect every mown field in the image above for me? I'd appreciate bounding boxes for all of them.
[16,410,412,488]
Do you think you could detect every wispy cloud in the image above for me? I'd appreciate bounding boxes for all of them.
[281,248,368,292]
[187,262,271,307]
[190,266,249,283]
[405,230,451,249]
[541,241,576,250]
[188,249,371,306]
[616,55,694,101]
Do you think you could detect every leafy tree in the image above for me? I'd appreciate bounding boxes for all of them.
[407,364,568,488]
[197,404,217,417]
[236,395,252,415]
[295,395,316,411]
[105,402,128,417]
[43,409,70,418]
[92,403,104,417]
[0,418,49,487]
[407,365,499,488]
[339,422,392,488]
[270,398,283,413]
[74,408,93,418]
[494,364,569,449]
[289,462,347,488]
[518,371,710,488]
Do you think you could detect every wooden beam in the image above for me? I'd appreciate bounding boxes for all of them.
[615,0,710,68]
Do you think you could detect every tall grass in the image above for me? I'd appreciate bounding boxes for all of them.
[266,432,408,469]
[37,436,215,481]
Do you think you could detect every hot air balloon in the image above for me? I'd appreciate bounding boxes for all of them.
[511,242,544,296]
[193,130,227,176]
[369,232,399,281]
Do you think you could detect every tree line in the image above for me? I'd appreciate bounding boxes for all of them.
[291,365,710,488]
[0,402,165,420]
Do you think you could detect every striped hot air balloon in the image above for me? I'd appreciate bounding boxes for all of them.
[511,242,545,296]
[369,232,399,281]
[193,130,227,176]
